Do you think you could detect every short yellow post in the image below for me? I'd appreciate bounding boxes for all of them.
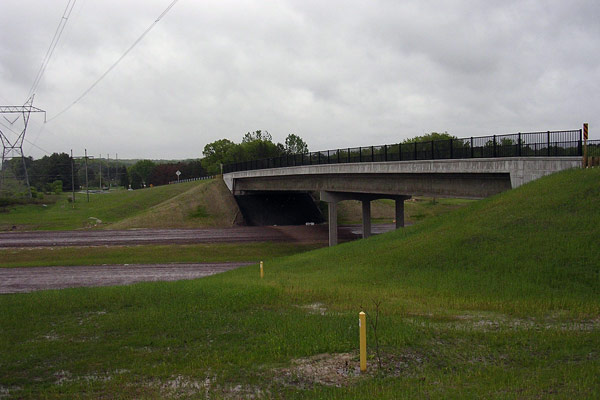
[359,311,367,372]
[260,261,264,279]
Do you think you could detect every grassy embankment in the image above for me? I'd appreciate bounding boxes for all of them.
[0,179,239,231]
[1,168,598,398]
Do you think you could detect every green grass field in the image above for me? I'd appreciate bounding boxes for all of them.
[0,242,320,268]
[1,168,599,398]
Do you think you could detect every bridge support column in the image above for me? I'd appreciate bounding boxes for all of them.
[328,201,338,246]
[321,191,411,246]
[321,191,342,247]
[395,198,405,228]
[362,200,371,238]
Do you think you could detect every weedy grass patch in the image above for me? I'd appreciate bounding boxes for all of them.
[1,168,599,398]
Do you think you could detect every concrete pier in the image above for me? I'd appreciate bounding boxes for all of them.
[321,191,410,246]
[362,200,371,239]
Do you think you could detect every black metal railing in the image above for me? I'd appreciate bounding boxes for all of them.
[586,140,600,157]
[223,129,584,173]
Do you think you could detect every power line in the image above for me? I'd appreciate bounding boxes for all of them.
[46,0,182,123]
[28,0,78,98]
[0,121,52,155]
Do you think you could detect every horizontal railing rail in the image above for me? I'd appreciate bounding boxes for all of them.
[223,129,584,173]
[168,175,215,185]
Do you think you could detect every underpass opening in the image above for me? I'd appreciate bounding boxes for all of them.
[234,191,325,226]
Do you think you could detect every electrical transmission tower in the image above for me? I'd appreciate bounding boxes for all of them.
[0,96,46,197]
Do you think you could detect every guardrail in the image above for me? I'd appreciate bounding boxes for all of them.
[224,130,586,173]
[168,175,215,185]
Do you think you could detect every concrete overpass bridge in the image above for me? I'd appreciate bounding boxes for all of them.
[223,129,585,246]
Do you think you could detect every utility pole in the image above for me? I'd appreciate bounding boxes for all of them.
[107,153,111,191]
[84,149,89,202]
[116,153,119,188]
[70,149,75,206]
[99,153,102,190]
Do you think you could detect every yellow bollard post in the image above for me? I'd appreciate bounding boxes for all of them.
[260,261,264,279]
[359,311,367,372]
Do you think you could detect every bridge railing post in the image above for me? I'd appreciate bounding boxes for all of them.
[470,137,474,158]
[547,131,551,156]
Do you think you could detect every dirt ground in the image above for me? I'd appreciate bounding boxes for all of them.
[0,262,253,294]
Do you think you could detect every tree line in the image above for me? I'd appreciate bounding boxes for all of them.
[0,130,309,194]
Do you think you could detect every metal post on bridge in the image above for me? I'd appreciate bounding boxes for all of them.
[583,123,589,167]
[470,137,474,158]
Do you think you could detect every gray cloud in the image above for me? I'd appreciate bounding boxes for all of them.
[0,0,598,160]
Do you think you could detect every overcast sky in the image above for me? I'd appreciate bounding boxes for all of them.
[1,0,598,160]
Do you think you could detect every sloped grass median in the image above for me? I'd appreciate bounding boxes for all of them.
[1,168,599,398]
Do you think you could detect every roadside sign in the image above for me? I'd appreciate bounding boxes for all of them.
[584,123,588,141]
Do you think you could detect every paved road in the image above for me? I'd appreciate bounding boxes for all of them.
[0,262,253,294]
[0,224,395,248]
[0,225,396,293]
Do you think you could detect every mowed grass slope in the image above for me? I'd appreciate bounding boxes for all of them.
[1,168,599,398]
[0,179,239,230]
[109,179,240,229]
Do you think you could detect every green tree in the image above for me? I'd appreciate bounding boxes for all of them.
[118,166,129,188]
[402,131,456,143]
[50,180,63,194]
[239,137,281,160]
[128,160,156,189]
[202,139,236,175]
[29,153,77,191]
[242,130,272,143]
[284,134,309,154]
